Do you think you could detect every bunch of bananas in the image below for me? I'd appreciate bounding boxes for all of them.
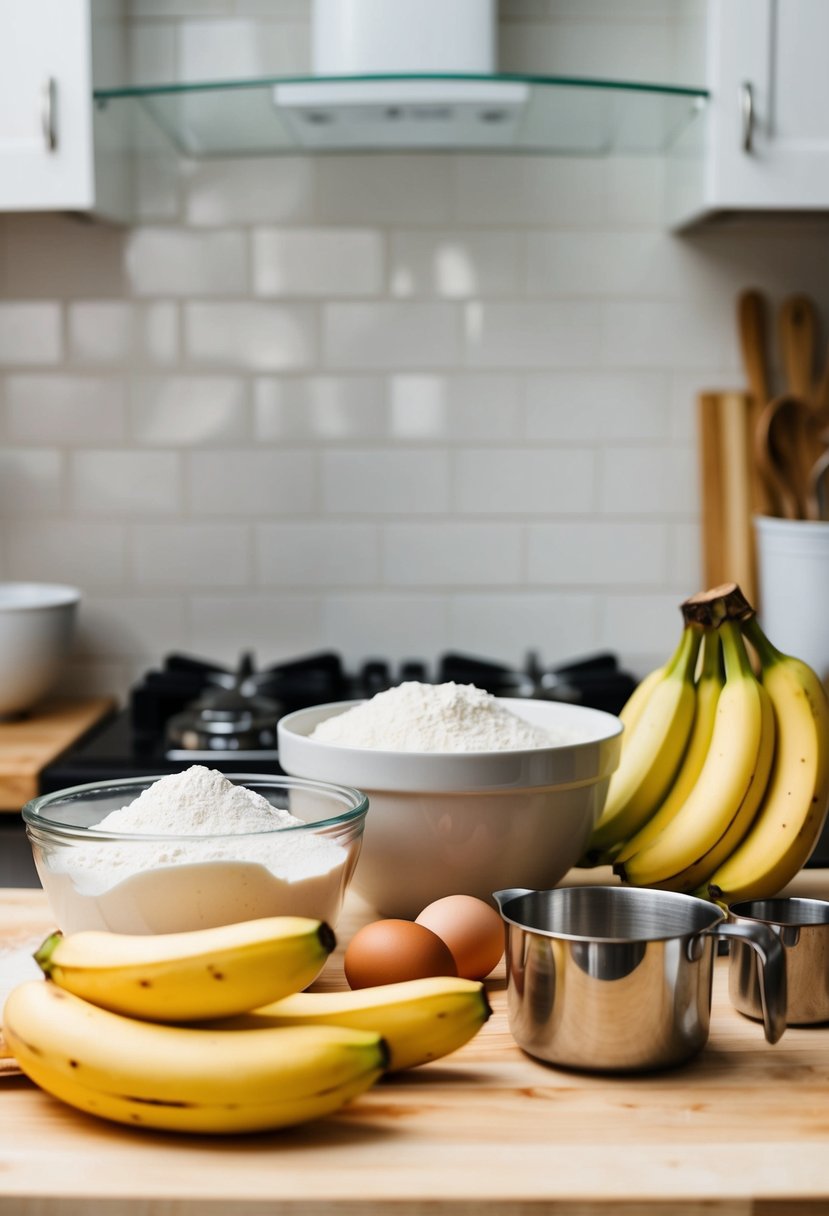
[2,914,490,1135]
[582,583,829,902]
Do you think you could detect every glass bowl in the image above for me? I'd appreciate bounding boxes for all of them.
[23,773,368,934]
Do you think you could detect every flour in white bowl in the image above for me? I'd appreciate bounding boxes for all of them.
[310,681,562,753]
[42,766,354,934]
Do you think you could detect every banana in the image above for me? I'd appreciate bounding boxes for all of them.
[34,916,336,1023]
[208,976,492,1072]
[617,619,775,893]
[617,661,667,741]
[3,980,387,1135]
[584,622,701,858]
[614,627,724,864]
[703,616,829,903]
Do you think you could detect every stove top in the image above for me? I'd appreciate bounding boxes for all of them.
[39,648,637,794]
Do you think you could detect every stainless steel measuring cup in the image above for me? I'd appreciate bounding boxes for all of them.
[729,897,829,1026]
[493,885,786,1073]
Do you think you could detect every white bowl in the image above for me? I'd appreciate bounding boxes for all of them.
[277,698,622,918]
[0,583,80,718]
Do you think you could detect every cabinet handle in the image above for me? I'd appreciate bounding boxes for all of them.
[41,77,57,152]
[740,81,754,154]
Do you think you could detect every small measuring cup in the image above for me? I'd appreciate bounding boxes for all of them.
[494,885,786,1073]
[729,897,829,1026]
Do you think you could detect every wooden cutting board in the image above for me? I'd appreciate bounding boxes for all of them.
[0,698,116,811]
[697,390,757,605]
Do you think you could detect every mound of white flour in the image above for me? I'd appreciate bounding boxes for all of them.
[310,681,561,753]
[46,767,351,931]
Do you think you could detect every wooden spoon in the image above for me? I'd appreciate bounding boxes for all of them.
[778,294,818,401]
[808,447,829,522]
[756,393,825,520]
[737,289,773,513]
[738,289,771,406]
[815,342,829,427]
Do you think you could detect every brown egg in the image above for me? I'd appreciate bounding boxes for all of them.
[344,918,457,990]
[415,894,504,980]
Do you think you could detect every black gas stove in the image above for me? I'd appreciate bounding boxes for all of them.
[39,648,638,795]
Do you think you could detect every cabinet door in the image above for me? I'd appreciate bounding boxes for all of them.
[708,0,829,209]
[0,0,94,210]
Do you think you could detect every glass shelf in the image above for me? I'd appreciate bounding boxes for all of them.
[93,72,708,158]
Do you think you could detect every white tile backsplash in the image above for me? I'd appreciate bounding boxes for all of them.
[464,301,601,368]
[0,304,62,365]
[187,449,317,515]
[1,0,826,690]
[6,376,127,444]
[525,372,670,442]
[190,594,324,662]
[388,374,523,442]
[132,522,250,586]
[315,157,454,226]
[129,375,249,444]
[324,303,461,369]
[455,448,595,514]
[184,302,317,369]
[382,523,524,586]
[254,375,386,440]
[322,450,451,515]
[253,229,384,298]
[256,522,380,586]
[70,452,181,515]
[390,232,520,299]
[67,301,179,365]
[125,229,248,296]
[0,451,64,514]
[68,303,136,364]
[527,521,670,584]
[6,521,128,587]
[184,157,314,227]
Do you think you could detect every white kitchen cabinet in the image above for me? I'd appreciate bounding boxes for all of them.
[0,0,129,217]
[671,0,829,227]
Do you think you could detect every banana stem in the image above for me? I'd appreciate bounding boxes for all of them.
[719,619,754,682]
[741,614,782,669]
[666,622,704,682]
[698,625,723,684]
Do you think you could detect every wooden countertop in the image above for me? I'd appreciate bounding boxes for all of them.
[0,698,116,811]
[2,869,829,1215]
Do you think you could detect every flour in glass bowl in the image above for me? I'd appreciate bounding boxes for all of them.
[310,681,565,752]
[42,766,355,934]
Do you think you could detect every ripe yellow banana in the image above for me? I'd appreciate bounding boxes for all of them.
[3,980,387,1135]
[210,975,492,1072]
[585,622,701,858]
[35,916,336,1022]
[614,627,724,864]
[617,620,775,893]
[617,661,667,740]
[703,616,829,903]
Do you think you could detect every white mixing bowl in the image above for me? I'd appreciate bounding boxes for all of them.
[277,698,622,918]
[0,583,80,718]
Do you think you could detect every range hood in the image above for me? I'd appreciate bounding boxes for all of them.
[273,0,528,149]
[92,0,707,159]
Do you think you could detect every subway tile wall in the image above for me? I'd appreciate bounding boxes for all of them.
[2,0,829,699]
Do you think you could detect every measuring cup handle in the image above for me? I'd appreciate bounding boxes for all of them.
[711,921,787,1044]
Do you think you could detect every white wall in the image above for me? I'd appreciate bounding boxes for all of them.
[2,0,829,699]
